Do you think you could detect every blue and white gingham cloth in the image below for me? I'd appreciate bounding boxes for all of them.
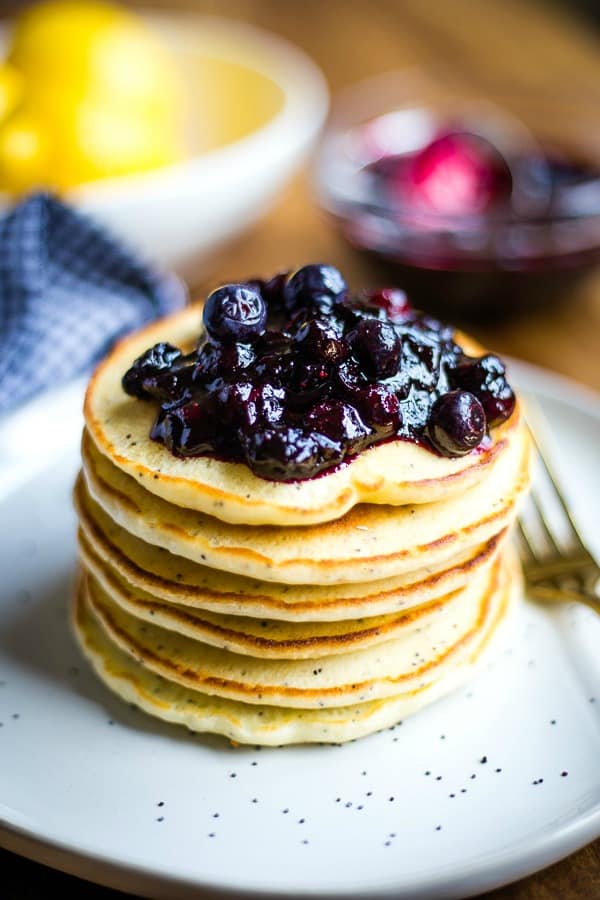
[0,193,187,415]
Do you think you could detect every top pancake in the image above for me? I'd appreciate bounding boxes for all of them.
[84,305,523,526]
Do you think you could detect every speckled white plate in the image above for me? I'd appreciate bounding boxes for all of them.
[0,362,599,900]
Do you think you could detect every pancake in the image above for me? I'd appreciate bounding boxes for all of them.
[83,553,506,709]
[84,304,524,526]
[75,473,505,621]
[72,560,517,745]
[79,531,482,660]
[81,424,531,585]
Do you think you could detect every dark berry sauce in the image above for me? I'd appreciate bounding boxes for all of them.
[122,264,516,482]
[317,118,600,317]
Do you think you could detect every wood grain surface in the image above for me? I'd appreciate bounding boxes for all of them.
[3,1,600,898]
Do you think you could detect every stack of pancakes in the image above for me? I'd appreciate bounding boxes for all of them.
[73,308,532,746]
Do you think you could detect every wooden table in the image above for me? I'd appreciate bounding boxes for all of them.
[3,0,600,897]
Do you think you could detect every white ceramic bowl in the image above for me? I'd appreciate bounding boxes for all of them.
[0,13,329,280]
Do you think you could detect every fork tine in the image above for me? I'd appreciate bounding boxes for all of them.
[534,442,587,553]
[522,395,587,553]
[527,486,562,555]
[516,516,539,564]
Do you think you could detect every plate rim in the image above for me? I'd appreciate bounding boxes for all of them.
[2,800,599,900]
[1,358,599,899]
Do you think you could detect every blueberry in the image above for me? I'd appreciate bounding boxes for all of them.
[451,353,505,393]
[257,330,294,356]
[334,359,367,389]
[306,399,370,454]
[193,341,255,385]
[257,271,289,313]
[217,381,285,430]
[251,332,294,384]
[203,283,267,343]
[427,391,486,456]
[142,366,195,402]
[294,319,348,365]
[286,359,331,409]
[221,342,256,372]
[213,381,254,428]
[284,264,347,314]
[193,341,221,384]
[450,354,515,426]
[287,307,344,336]
[353,385,401,433]
[241,427,325,481]
[481,389,515,427]
[122,343,183,398]
[151,395,219,456]
[349,319,401,378]
[335,294,384,326]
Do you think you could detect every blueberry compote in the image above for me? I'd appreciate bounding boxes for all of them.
[122,264,516,481]
[319,117,600,316]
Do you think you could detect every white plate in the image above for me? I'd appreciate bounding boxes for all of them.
[0,361,599,900]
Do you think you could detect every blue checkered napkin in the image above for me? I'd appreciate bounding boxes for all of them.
[0,193,187,415]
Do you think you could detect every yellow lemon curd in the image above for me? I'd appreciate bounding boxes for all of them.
[0,0,183,193]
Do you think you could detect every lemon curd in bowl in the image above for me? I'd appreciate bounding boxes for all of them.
[0,11,328,277]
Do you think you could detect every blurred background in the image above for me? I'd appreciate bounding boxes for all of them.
[0,0,599,387]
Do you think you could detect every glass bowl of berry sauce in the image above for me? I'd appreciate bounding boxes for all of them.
[314,70,600,319]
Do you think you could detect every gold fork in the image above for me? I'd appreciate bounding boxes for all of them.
[516,397,600,614]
